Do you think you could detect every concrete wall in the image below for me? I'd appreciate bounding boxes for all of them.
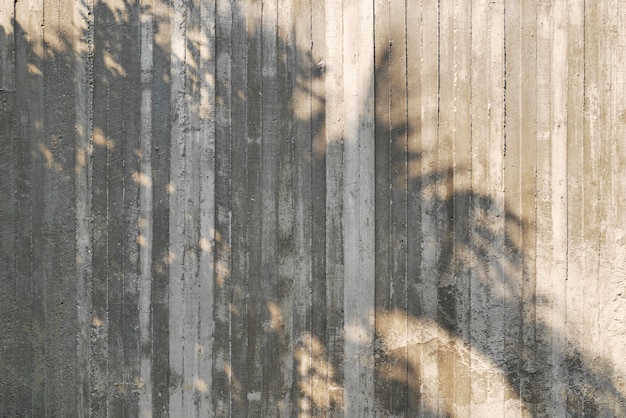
[1,0,625,416]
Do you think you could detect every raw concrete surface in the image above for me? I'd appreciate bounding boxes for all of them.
[1,0,625,417]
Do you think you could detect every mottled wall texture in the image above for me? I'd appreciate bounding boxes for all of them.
[1,0,626,416]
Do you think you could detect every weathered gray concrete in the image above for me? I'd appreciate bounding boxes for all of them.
[1,0,626,416]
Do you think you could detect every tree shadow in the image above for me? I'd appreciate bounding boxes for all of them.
[368,4,626,417]
[1,1,625,417]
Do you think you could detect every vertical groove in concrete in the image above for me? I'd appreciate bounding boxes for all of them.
[342,0,362,412]
[276,0,296,414]
[168,0,187,414]
[373,0,393,410]
[582,2,602,413]
[30,1,45,413]
[452,0,472,416]
[343,1,375,415]
[197,0,216,415]
[0,18,17,418]
[74,0,94,416]
[260,0,280,413]
[91,1,110,415]
[597,1,623,413]
[121,2,142,416]
[293,0,313,415]
[213,0,233,415]
[357,0,376,412]
[390,0,408,411]
[310,0,328,414]
[151,1,172,414]
[469,1,490,416]
[609,0,626,412]
[245,0,263,414]
[419,0,440,414]
[519,1,538,415]
[437,0,456,413]
[0,0,17,411]
[405,0,423,412]
[323,0,344,415]
[184,0,201,411]
[503,0,525,415]
[487,0,506,413]
[138,0,154,416]
[593,0,611,411]
[230,0,249,414]
[550,3,568,416]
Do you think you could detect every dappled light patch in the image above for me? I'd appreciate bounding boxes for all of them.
[93,127,115,150]
[91,316,104,327]
[136,234,148,247]
[267,302,283,332]
[214,263,229,287]
[375,310,529,417]
[103,49,127,77]
[27,63,42,76]
[295,332,343,416]
[199,237,211,254]
[194,377,208,393]
[223,362,242,402]
[163,251,176,265]
[132,171,152,187]
[75,145,89,174]
[38,143,63,172]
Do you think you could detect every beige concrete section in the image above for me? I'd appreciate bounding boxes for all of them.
[376,311,530,417]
